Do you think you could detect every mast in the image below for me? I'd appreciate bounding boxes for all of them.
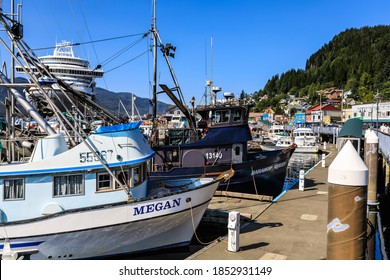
[151,0,157,120]
[10,0,16,161]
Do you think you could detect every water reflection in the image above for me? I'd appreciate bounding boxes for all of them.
[283,152,321,191]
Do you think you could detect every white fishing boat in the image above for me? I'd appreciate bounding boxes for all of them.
[0,120,229,260]
[291,127,320,153]
[275,136,293,148]
[267,124,287,143]
[0,4,230,259]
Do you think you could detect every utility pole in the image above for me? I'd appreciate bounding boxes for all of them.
[318,91,322,125]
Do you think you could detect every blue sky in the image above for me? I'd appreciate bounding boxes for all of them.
[1,0,390,106]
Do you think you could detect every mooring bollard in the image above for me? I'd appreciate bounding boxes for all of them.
[299,169,305,191]
[327,140,368,260]
[227,211,240,252]
[322,153,326,167]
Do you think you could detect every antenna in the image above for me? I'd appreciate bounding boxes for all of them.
[209,36,214,105]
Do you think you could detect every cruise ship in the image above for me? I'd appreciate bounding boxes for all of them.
[16,40,103,99]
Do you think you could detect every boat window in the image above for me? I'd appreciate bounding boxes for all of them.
[164,149,179,163]
[115,170,130,190]
[133,163,147,186]
[96,172,111,191]
[235,146,240,156]
[3,178,25,200]
[232,109,242,122]
[212,110,230,124]
[53,174,84,197]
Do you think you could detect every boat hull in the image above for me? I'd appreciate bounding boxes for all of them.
[294,146,320,153]
[150,146,295,198]
[0,178,219,260]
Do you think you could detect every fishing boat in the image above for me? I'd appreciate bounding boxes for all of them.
[0,120,230,260]
[291,127,320,153]
[267,124,287,143]
[149,90,296,198]
[273,128,320,153]
[137,2,296,198]
[0,5,230,260]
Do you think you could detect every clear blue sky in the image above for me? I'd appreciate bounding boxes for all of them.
[1,0,390,106]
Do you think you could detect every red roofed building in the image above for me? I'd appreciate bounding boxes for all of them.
[306,104,341,124]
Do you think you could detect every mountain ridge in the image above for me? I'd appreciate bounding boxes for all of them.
[0,80,172,117]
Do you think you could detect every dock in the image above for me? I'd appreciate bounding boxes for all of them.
[188,146,338,260]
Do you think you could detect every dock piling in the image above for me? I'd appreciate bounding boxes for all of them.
[364,129,379,259]
[327,140,368,259]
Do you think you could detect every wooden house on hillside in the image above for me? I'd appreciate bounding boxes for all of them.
[306,104,341,124]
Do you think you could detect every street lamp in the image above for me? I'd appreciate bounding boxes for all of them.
[319,91,322,125]
[375,90,380,134]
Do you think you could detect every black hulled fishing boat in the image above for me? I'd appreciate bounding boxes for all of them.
[140,6,295,199]
[149,91,296,198]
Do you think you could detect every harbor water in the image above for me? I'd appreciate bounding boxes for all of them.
[283,152,322,192]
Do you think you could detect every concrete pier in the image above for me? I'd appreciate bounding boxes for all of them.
[188,146,338,260]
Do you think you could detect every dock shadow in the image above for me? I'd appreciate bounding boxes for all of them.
[240,242,269,251]
[287,178,325,191]
[241,221,283,233]
[238,222,282,250]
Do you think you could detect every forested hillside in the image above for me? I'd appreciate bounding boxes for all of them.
[252,25,390,113]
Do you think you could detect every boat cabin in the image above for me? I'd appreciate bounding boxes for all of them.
[196,105,249,129]
[152,105,252,172]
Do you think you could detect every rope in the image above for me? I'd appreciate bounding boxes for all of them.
[188,200,218,246]
[220,163,234,200]
[251,166,259,195]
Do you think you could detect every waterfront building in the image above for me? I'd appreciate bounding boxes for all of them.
[352,102,390,124]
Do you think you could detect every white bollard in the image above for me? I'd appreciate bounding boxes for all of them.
[327,140,368,259]
[299,170,305,191]
[227,211,240,252]
[322,153,326,167]
[323,141,327,150]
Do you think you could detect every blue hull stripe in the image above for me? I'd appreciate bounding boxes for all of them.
[0,241,44,249]
[0,152,155,176]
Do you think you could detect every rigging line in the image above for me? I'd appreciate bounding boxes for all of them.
[105,49,149,74]
[100,34,148,66]
[31,4,54,44]
[66,0,88,58]
[31,33,148,51]
[76,0,99,64]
